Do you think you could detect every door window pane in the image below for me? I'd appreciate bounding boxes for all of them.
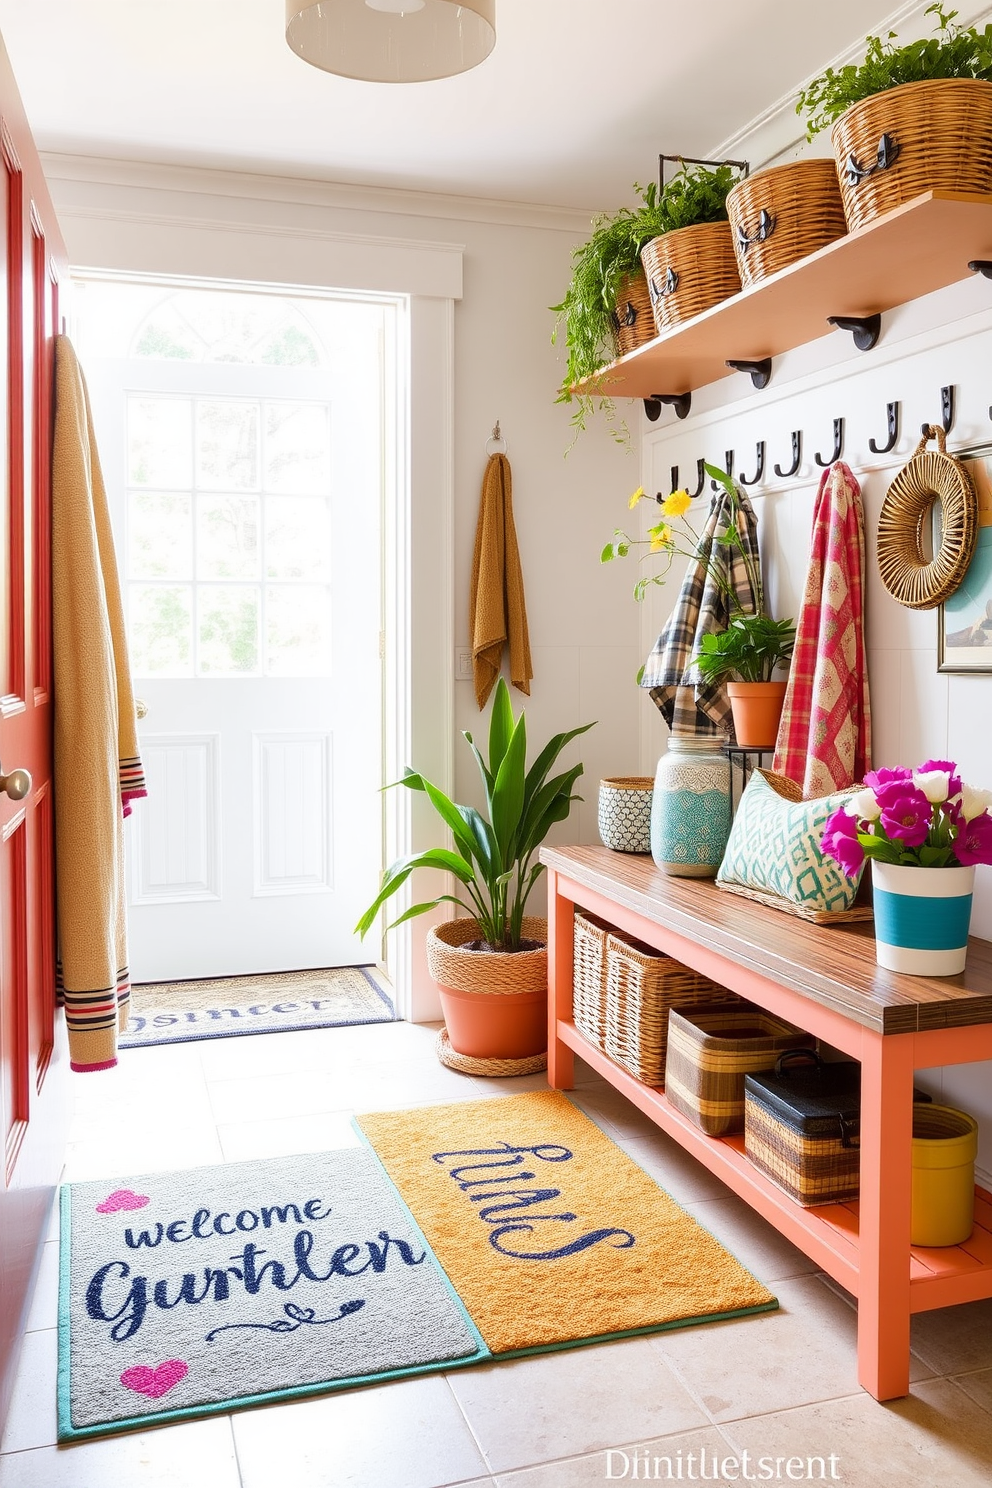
[266,585,332,676]
[197,495,260,581]
[129,584,193,676]
[265,402,331,494]
[198,585,260,675]
[196,400,259,491]
[127,398,192,488]
[265,496,331,581]
[128,492,192,580]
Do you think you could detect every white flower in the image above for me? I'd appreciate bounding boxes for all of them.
[913,769,951,804]
[958,784,992,822]
[848,788,881,822]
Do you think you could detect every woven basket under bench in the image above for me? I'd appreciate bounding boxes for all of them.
[572,910,738,1085]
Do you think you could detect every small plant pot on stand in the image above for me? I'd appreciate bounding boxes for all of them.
[726,681,788,749]
[426,916,549,1076]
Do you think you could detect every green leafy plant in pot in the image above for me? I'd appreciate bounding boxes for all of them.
[692,612,797,748]
[797,5,992,232]
[356,678,594,1064]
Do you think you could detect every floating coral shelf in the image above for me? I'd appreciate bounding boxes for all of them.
[572,191,992,401]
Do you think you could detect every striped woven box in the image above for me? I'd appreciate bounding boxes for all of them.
[665,1003,815,1137]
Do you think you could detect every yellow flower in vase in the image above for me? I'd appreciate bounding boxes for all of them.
[628,486,646,509]
[648,522,673,552]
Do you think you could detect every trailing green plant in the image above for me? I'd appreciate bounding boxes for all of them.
[551,164,741,438]
[691,613,797,684]
[798,5,992,140]
[355,678,594,952]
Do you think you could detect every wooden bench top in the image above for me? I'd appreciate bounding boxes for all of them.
[540,844,992,1036]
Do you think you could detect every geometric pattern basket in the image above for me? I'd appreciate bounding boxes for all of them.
[598,776,654,854]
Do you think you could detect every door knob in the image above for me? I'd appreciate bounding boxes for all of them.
[136,698,148,719]
[0,765,32,801]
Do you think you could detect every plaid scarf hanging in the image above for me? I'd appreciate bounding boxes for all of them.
[640,483,761,737]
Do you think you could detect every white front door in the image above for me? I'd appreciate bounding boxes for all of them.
[78,284,387,981]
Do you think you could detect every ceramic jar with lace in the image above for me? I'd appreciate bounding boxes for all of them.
[650,737,732,878]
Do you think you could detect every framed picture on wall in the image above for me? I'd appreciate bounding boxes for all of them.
[937,443,992,673]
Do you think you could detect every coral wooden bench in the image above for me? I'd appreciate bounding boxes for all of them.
[540,843,992,1401]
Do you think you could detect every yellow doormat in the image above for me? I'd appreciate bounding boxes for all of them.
[357,1090,777,1356]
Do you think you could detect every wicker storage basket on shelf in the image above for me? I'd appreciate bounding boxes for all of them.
[744,1051,862,1206]
[640,221,741,334]
[664,1002,815,1137]
[830,78,992,232]
[572,910,612,1045]
[726,159,847,289]
[614,270,655,357]
[571,912,738,1085]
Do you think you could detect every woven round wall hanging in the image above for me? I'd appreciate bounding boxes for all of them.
[876,425,978,610]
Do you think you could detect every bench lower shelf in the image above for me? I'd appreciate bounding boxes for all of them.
[560,1018,992,1315]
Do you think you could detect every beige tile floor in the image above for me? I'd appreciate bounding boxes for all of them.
[3,1018,992,1487]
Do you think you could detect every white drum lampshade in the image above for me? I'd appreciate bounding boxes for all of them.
[285,0,496,83]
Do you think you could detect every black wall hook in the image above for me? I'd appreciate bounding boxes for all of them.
[670,465,680,494]
[868,400,900,454]
[725,357,772,390]
[687,458,706,498]
[921,385,955,435]
[711,451,734,490]
[774,430,803,479]
[739,441,766,486]
[827,313,881,351]
[814,416,845,468]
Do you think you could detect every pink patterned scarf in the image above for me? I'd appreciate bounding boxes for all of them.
[773,462,872,796]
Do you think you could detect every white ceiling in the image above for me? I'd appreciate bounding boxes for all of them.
[0,0,911,211]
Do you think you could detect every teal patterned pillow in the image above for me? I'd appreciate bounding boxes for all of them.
[717,770,862,914]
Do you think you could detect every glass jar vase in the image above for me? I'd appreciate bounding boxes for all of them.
[650,737,732,878]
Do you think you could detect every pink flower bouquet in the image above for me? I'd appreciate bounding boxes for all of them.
[822,760,992,878]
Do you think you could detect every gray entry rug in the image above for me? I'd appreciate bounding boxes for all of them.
[59,1149,487,1440]
[119,966,395,1049]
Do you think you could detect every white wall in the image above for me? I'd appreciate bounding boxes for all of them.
[640,263,992,1183]
[42,155,641,1008]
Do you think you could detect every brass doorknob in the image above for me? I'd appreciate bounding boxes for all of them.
[136,698,148,720]
[0,765,32,801]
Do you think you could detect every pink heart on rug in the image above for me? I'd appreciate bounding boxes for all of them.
[120,1361,188,1398]
[96,1189,150,1214]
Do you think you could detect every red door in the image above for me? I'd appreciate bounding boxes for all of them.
[0,32,70,1429]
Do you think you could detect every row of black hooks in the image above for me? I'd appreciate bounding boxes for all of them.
[665,387,956,496]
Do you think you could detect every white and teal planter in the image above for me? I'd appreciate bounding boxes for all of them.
[871,861,976,976]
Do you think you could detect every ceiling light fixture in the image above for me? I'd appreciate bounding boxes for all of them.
[285,0,496,84]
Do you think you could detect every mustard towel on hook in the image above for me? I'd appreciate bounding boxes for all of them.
[470,452,533,708]
[52,336,146,1072]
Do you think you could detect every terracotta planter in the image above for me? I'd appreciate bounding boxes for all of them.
[426,917,548,1059]
[727,681,787,749]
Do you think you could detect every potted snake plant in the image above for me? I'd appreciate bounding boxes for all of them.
[356,679,593,1064]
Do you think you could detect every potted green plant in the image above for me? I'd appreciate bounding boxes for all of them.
[356,678,593,1065]
[550,181,669,438]
[691,612,797,748]
[797,5,992,231]
[638,160,743,333]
